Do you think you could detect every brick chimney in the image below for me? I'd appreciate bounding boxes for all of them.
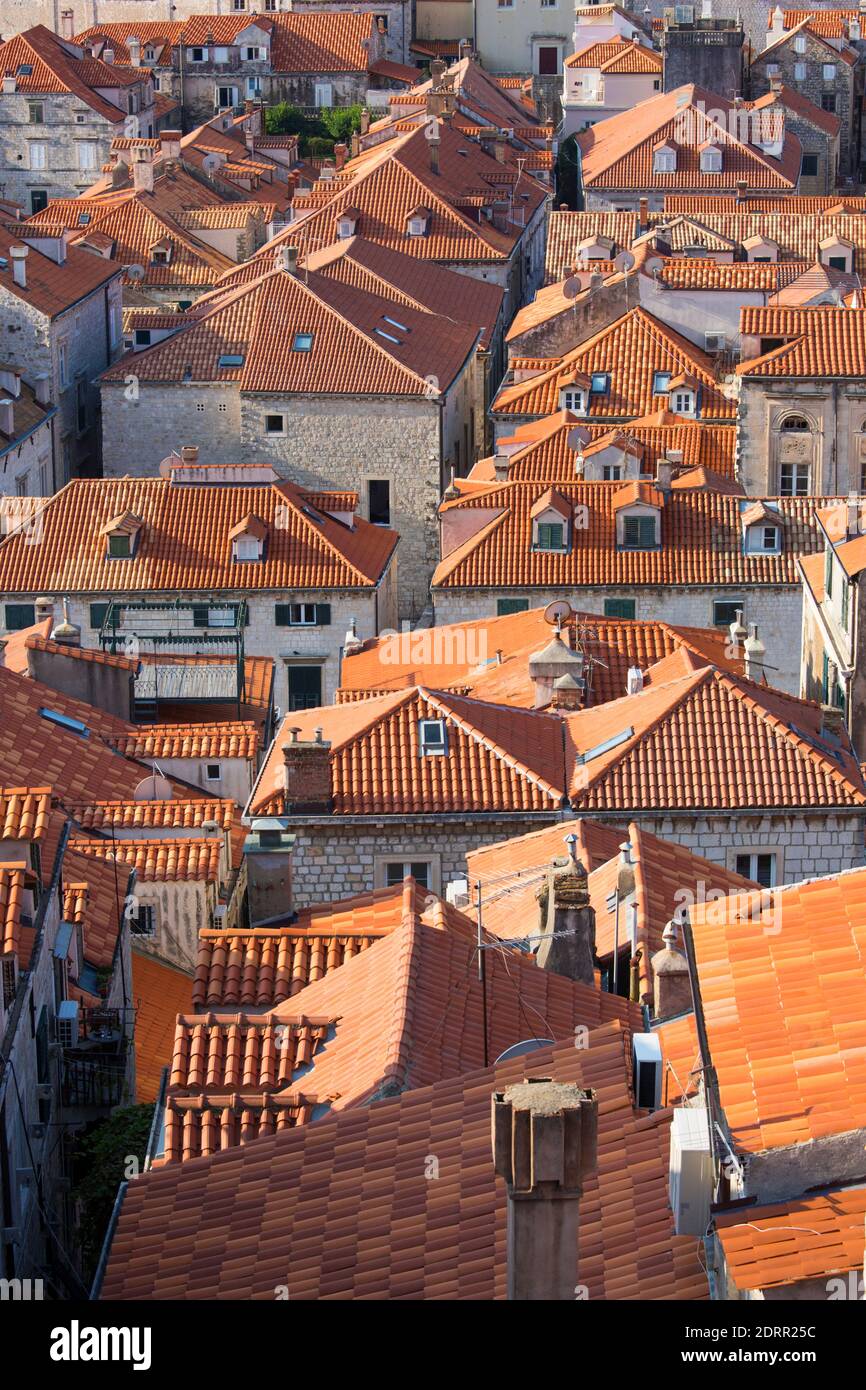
[492,1080,598,1301]
[535,840,597,984]
[638,195,649,232]
[427,122,441,175]
[650,917,692,1019]
[281,727,332,813]
[334,142,348,171]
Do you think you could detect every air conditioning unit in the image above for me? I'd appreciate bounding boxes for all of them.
[632,1032,662,1109]
[705,333,726,353]
[669,1105,713,1235]
[446,877,470,909]
[56,1000,79,1048]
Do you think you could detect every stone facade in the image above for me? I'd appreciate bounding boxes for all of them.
[433,583,804,693]
[0,263,123,482]
[750,25,859,178]
[0,412,55,496]
[662,20,744,102]
[737,377,866,498]
[132,876,217,973]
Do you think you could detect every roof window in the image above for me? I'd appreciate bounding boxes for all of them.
[419,718,447,756]
[217,353,245,368]
[39,708,89,737]
[293,332,313,352]
[576,726,634,765]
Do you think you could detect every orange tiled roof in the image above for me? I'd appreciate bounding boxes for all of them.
[433,481,825,590]
[565,38,661,72]
[774,9,857,37]
[648,209,866,275]
[101,1019,708,1300]
[68,835,222,884]
[0,224,120,318]
[758,16,858,64]
[738,305,866,377]
[715,1186,866,1292]
[24,635,138,672]
[0,786,51,842]
[497,408,736,480]
[0,25,145,122]
[71,797,235,832]
[108,723,259,762]
[62,846,134,969]
[576,84,801,192]
[0,478,397,594]
[132,949,194,1103]
[545,210,635,283]
[655,258,807,291]
[0,861,37,965]
[492,309,735,421]
[664,193,866,215]
[683,866,866,1153]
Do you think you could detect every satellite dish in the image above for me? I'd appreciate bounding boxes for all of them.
[133,773,173,802]
[494,1038,555,1065]
[562,276,580,300]
[126,263,145,281]
[645,255,664,275]
[202,153,221,174]
[614,249,634,273]
[544,599,574,626]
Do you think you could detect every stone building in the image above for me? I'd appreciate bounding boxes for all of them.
[0,221,124,482]
[560,37,662,140]
[799,497,866,756]
[751,13,861,178]
[0,365,56,497]
[98,246,492,619]
[0,25,160,211]
[748,81,841,194]
[0,465,398,713]
[661,12,744,102]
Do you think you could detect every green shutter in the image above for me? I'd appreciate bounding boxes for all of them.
[90,602,109,630]
[496,598,530,616]
[604,599,636,620]
[4,603,35,631]
[315,603,331,626]
[825,546,834,600]
[841,579,849,630]
[275,604,291,627]
[822,651,829,703]
[192,605,209,628]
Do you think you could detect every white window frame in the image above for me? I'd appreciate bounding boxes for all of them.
[562,388,586,414]
[653,149,675,173]
[794,62,807,82]
[745,524,781,555]
[77,141,98,172]
[233,535,261,562]
[264,413,286,436]
[190,47,207,62]
[823,63,837,82]
[28,142,47,170]
[205,763,222,782]
[673,390,695,415]
[314,82,333,107]
[419,718,447,756]
[374,853,441,893]
[730,849,779,888]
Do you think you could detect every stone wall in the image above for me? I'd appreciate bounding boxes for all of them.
[737,379,866,497]
[749,27,857,177]
[133,877,214,974]
[433,584,804,692]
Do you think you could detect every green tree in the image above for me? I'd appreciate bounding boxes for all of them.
[265,101,307,136]
[319,104,365,144]
[73,1103,154,1278]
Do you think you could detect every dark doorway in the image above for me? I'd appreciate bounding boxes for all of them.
[538,46,559,75]
[288,665,322,710]
[29,189,48,214]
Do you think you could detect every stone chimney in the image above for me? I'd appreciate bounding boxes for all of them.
[360,108,370,135]
[104,48,115,64]
[821,703,845,742]
[50,597,81,647]
[334,142,348,171]
[132,148,155,194]
[281,727,332,813]
[492,1080,598,1301]
[655,457,672,490]
[528,626,584,709]
[160,129,182,161]
[549,672,582,711]
[127,34,142,68]
[735,178,748,203]
[343,616,364,657]
[1,74,17,94]
[728,607,747,651]
[427,122,441,175]
[493,132,507,163]
[0,398,14,438]
[535,842,597,984]
[650,917,692,1019]
[180,444,199,464]
[350,131,360,158]
[10,245,27,290]
[33,374,51,406]
[638,195,649,232]
[61,9,74,40]
[275,243,298,274]
[744,622,765,680]
[243,817,295,927]
[431,58,447,83]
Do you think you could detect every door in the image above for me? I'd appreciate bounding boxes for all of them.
[538,46,559,75]
[287,665,322,711]
[29,189,48,214]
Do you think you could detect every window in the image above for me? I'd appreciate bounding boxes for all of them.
[287,664,322,710]
[368,479,390,526]
[841,577,850,630]
[766,63,780,77]
[216,85,238,109]
[653,149,675,173]
[601,464,623,480]
[652,371,671,395]
[821,92,837,113]
[130,904,156,937]
[108,534,131,558]
[794,63,807,82]
[293,332,313,352]
[134,329,152,347]
[746,524,780,554]
[76,379,87,434]
[700,147,721,173]
[29,142,47,170]
[90,603,109,629]
[314,82,333,107]
[537,46,559,75]
[246,76,262,98]
[828,255,848,271]
[233,535,261,562]
[217,353,244,369]
[265,414,285,435]
[779,462,810,497]
[801,153,819,177]
[735,852,776,888]
[243,46,264,61]
[205,763,222,782]
[419,718,447,755]
[604,598,635,619]
[713,600,744,628]
[535,521,565,551]
[622,515,657,550]
[190,47,206,62]
[825,544,834,600]
[562,388,585,413]
[794,35,807,54]
[673,391,694,415]
[497,597,529,615]
[4,603,35,631]
[590,372,609,395]
[28,102,44,124]
[59,343,68,388]
[823,63,836,81]
[274,602,331,626]
[385,860,432,888]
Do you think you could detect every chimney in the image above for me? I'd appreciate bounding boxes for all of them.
[350,131,360,158]
[275,243,298,274]
[655,457,672,490]
[10,245,28,290]
[728,607,747,650]
[33,373,50,406]
[431,58,447,83]
[769,75,783,93]
[334,142,348,171]
[61,9,74,40]
[160,130,182,161]
[132,149,154,194]
[735,179,748,203]
[50,597,81,647]
[2,73,17,94]
[104,48,115,64]
[360,108,370,135]
[626,665,644,695]
[180,444,199,464]
[281,729,332,812]
[343,616,363,657]
[821,703,845,742]
[535,842,597,984]
[492,1080,598,1301]
[528,628,584,710]
[0,398,14,437]
[650,917,692,1019]
[127,34,142,68]
[243,817,295,927]
[34,595,55,621]
[744,622,765,680]
[427,126,441,176]
[638,195,649,232]
[549,672,583,711]
[493,133,507,163]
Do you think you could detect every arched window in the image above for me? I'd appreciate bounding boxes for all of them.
[777,417,812,495]
[780,416,809,431]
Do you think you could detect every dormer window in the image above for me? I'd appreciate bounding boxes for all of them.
[419,718,447,755]
[673,390,694,414]
[562,388,585,414]
[150,239,172,265]
[229,513,267,561]
[699,143,722,174]
[622,515,657,549]
[746,524,781,554]
[101,509,143,559]
[406,205,431,237]
[335,206,360,240]
[530,488,571,552]
[741,500,783,554]
[819,235,854,272]
[652,142,676,174]
[108,534,131,558]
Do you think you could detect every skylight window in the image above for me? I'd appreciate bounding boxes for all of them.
[78,212,91,225]
[217,353,245,368]
[419,718,447,756]
[590,372,609,395]
[17,64,33,76]
[575,726,633,765]
[39,708,89,738]
[293,332,313,352]
[652,371,671,394]
[374,327,402,344]
[382,315,409,333]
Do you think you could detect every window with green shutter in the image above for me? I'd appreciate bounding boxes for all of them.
[4,603,35,631]
[604,599,635,620]
[825,545,834,600]
[90,603,109,630]
[535,522,565,551]
[275,603,331,627]
[622,516,657,550]
[496,598,530,616]
[841,578,849,631]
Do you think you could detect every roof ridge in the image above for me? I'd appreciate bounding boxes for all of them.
[423,688,565,801]
[268,478,373,587]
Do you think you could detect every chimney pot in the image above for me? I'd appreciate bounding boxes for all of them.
[650,917,692,1018]
[33,373,50,406]
[10,244,28,290]
[0,398,14,438]
[536,856,596,983]
[180,444,199,464]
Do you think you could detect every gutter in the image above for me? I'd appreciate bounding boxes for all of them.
[0,405,58,461]
[90,1179,128,1300]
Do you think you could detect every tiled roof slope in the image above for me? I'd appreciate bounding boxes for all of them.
[773,9,857,37]
[249,688,569,815]
[0,786,50,842]
[0,26,142,122]
[0,862,37,965]
[62,846,133,970]
[338,605,746,707]
[108,723,259,761]
[132,950,194,1104]
[101,1020,708,1300]
[648,210,866,274]
[0,478,396,594]
[497,409,737,479]
[545,210,636,282]
[565,39,661,72]
[563,667,866,810]
[686,866,866,1153]
[664,193,866,214]
[576,85,801,192]
[68,836,222,884]
[72,798,235,832]
[0,224,120,317]
[738,306,866,377]
[715,1186,866,1292]
[433,482,827,590]
[102,259,479,394]
[491,309,735,421]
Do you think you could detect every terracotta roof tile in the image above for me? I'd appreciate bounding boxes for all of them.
[131,949,194,1103]
[0,224,120,318]
[716,1186,866,1291]
[24,635,138,672]
[565,39,662,72]
[739,305,866,377]
[545,210,635,283]
[0,25,141,122]
[0,861,37,966]
[0,786,51,842]
[62,846,133,970]
[71,797,235,832]
[664,193,866,215]
[109,723,258,761]
[68,835,222,883]
[494,409,736,480]
[649,209,866,275]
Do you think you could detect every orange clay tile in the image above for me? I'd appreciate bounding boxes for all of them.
[68,836,222,884]
[0,786,51,843]
[131,949,194,1103]
[715,1185,866,1291]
